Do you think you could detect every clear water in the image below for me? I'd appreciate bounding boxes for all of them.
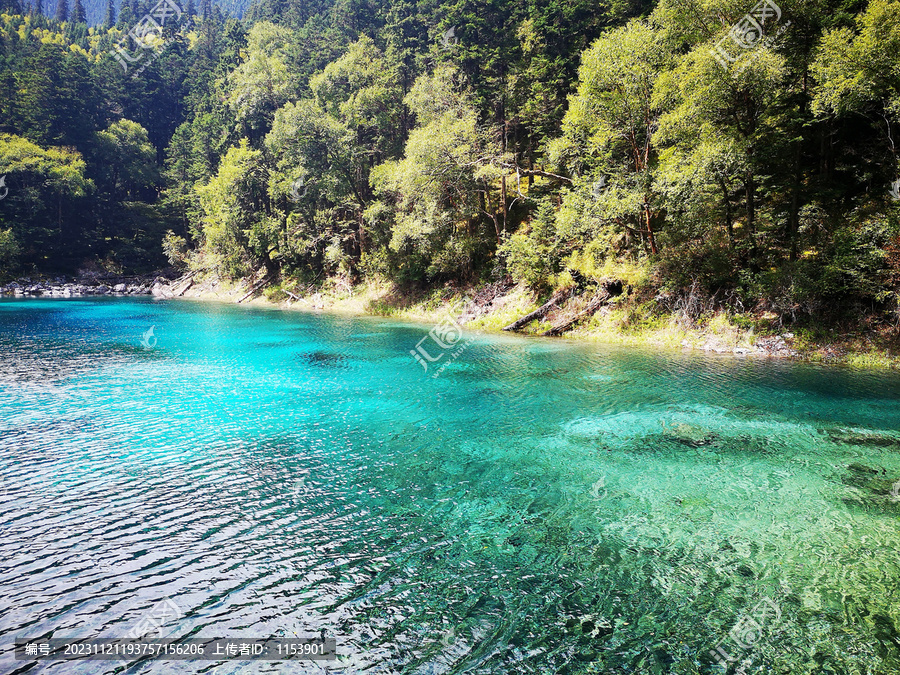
[2,298,900,674]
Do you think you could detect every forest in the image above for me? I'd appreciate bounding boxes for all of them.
[1,0,900,332]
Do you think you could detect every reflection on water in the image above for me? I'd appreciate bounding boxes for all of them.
[1,297,900,673]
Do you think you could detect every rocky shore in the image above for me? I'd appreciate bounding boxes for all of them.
[0,275,173,298]
[686,333,800,358]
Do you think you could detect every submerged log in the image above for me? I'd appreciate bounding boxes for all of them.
[502,287,573,331]
[542,280,623,337]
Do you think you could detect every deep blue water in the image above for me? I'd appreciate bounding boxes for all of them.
[2,297,900,674]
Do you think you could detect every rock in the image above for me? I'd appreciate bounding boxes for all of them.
[113,283,127,293]
[831,431,900,448]
[96,285,109,294]
[666,423,717,447]
[733,347,750,355]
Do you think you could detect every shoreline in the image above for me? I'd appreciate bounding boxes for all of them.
[159,273,900,370]
[3,272,897,369]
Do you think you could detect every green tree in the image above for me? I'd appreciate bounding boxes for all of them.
[369,65,503,283]
[0,133,92,271]
[812,0,900,190]
[94,119,160,201]
[196,139,273,277]
[71,0,85,24]
[103,0,116,28]
[226,21,297,143]
[552,21,671,257]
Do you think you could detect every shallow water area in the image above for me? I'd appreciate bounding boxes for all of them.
[2,297,900,674]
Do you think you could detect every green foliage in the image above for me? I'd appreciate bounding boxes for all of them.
[195,139,268,278]
[500,199,559,290]
[796,218,899,308]
[0,228,20,279]
[811,0,900,120]
[370,65,502,284]
[0,0,898,335]
[162,230,189,267]
[0,132,92,270]
[226,21,296,140]
[94,119,159,200]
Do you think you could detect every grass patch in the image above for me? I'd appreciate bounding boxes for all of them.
[264,283,287,302]
[366,298,400,316]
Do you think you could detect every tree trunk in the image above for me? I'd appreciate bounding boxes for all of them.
[787,141,802,262]
[541,280,623,336]
[745,171,757,255]
[502,287,573,331]
[717,176,734,247]
[500,173,507,238]
[527,144,534,188]
[236,274,271,303]
[644,200,658,255]
[788,69,808,263]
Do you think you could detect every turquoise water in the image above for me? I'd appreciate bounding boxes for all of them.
[2,297,900,674]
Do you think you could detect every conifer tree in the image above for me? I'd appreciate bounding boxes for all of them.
[71,0,85,24]
[103,0,116,27]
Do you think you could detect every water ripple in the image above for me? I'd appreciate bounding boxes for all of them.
[2,299,900,673]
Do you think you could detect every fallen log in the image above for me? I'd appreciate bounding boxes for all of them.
[236,275,271,304]
[541,280,623,337]
[170,269,206,297]
[175,279,194,297]
[502,287,573,331]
